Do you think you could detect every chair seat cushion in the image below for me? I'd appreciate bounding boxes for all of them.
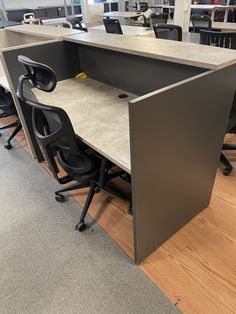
[57,150,100,184]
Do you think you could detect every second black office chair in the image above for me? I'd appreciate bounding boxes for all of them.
[0,87,22,149]
[143,12,168,27]
[17,55,129,231]
[191,14,212,33]
[200,30,236,49]
[66,16,88,32]
[220,93,236,175]
[153,24,182,41]
[103,18,123,34]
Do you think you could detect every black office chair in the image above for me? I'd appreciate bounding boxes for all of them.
[136,2,148,12]
[103,18,123,35]
[220,93,236,175]
[200,30,236,49]
[66,17,88,32]
[143,12,169,27]
[191,14,212,33]
[153,24,182,41]
[17,55,129,230]
[0,87,22,149]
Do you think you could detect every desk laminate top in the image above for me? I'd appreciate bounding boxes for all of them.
[33,77,135,173]
[65,32,236,70]
[5,24,83,39]
[212,22,236,31]
[103,11,143,19]
[88,25,200,43]
[89,24,153,36]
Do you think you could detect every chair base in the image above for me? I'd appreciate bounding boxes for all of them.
[0,120,22,150]
[220,143,236,175]
[55,169,132,232]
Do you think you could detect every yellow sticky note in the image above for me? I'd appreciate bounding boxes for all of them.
[76,72,87,79]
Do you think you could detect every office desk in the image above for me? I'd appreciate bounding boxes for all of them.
[0,21,21,29]
[89,24,153,37]
[103,11,143,19]
[42,15,83,27]
[150,4,236,22]
[102,11,143,25]
[212,22,236,32]
[33,78,135,173]
[89,25,200,43]
[3,32,236,264]
[65,32,236,69]
[5,24,84,39]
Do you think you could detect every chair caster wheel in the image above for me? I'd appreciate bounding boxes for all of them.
[75,222,86,232]
[94,187,100,193]
[223,168,232,176]
[55,194,66,203]
[4,143,12,150]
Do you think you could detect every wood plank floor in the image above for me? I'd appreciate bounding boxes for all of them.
[1,117,235,313]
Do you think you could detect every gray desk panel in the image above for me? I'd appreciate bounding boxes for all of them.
[2,41,80,91]
[130,64,236,263]
[77,44,206,96]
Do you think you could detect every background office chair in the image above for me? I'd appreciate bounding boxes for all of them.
[143,12,168,27]
[191,14,212,33]
[135,1,148,12]
[17,55,129,231]
[220,93,236,175]
[199,31,236,174]
[0,87,22,149]
[200,30,236,49]
[59,21,73,29]
[103,18,123,34]
[66,17,88,32]
[153,24,182,41]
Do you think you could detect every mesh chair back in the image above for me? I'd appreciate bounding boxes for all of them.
[144,12,168,26]
[66,17,87,32]
[138,2,148,12]
[103,18,123,34]
[17,55,82,178]
[191,14,212,33]
[153,24,182,41]
[200,30,236,49]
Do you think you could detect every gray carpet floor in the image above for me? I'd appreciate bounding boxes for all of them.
[0,138,180,314]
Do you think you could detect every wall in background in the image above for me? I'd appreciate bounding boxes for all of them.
[3,0,65,10]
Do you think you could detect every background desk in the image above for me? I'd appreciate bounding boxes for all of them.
[89,25,200,44]
[2,31,236,264]
[102,11,143,25]
[0,21,21,29]
[5,24,84,39]
[150,4,236,22]
[212,22,236,31]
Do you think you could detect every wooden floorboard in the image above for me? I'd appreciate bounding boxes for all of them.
[1,118,235,313]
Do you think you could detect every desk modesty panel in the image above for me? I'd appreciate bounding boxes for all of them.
[2,34,236,263]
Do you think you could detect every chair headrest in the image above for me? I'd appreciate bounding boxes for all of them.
[18,55,57,92]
